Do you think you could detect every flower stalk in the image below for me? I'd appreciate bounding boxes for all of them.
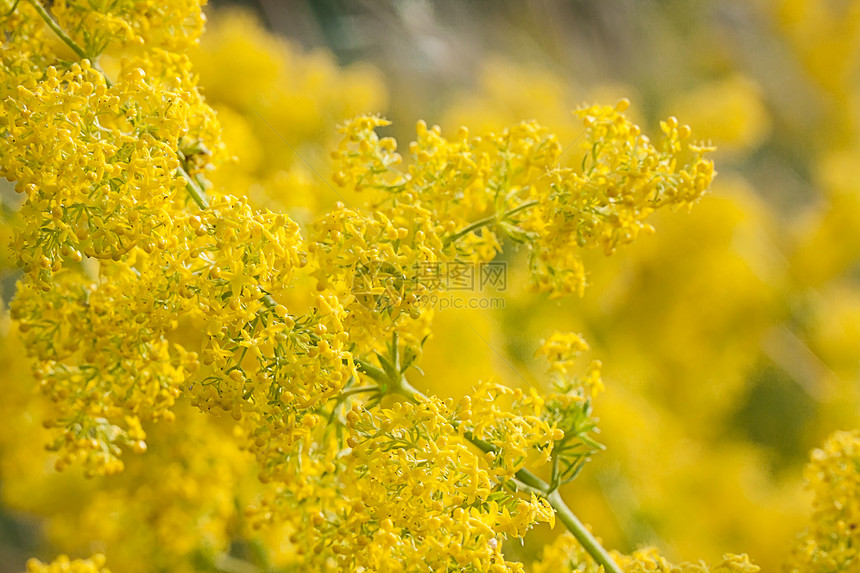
[355,356,625,573]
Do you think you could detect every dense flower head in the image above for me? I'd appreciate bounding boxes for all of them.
[41,402,253,573]
[309,202,440,345]
[9,192,310,474]
[2,57,222,290]
[2,0,352,483]
[786,430,860,572]
[250,394,557,572]
[237,329,611,570]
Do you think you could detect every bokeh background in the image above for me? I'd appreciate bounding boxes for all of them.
[2,0,860,571]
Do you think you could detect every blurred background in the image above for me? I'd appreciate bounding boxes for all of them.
[2,0,860,571]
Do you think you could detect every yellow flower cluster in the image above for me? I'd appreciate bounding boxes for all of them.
[290,396,557,572]
[220,293,355,483]
[786,430,860,572]
[456,378,601,488]
[535,331,604,397]
[44,405,252,572]
[321,104,712,369]
[309,200,439,355]
[532,532,601,573]
[2,5,358,479]
[0,1,727,572]
[9,192,311,474]
[4,60,215,285]
[25,555,109,573]
[533,534,760,573]
[616,548,759,573]
[331,106,714,301]
[0,308,259,572]
[434,55,803,567]
[51,0,206,55]
[526,104,715,296]
[460,382,560,478]
[230,324,620,572]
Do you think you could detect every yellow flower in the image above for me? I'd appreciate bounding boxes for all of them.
[786,430,860,573]
[26,554,109,573]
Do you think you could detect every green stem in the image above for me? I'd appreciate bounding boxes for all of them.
[444,213,498,246]
[25,0,113,87]
[177,164,210,210]
[26,0,87,59]
[338,384,379,399]
[549,446,561,493]
[354,358,393,388]
[443,200,539,246]
[549,490,623,573]
[390,374,623,573]
[502,199,539,219]
[2,0,21,19]
[261,294,277,308]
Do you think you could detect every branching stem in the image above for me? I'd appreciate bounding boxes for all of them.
[443,200,539,246]
[389,373,623,573]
